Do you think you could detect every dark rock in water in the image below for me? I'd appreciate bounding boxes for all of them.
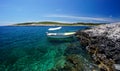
[49,54,84,71]
[75,23,120,71]
[61,54,84,71]
[64,42,82,56]
[64,46,81,56]
[75,31,91,47]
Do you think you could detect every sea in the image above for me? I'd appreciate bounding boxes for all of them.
[0,26,99,71]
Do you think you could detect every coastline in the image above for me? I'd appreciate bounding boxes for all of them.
[7,21,102,26]
[75,23,120,71]
[8,24,99,27]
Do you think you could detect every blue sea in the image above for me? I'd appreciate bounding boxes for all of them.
[0,26,98,71]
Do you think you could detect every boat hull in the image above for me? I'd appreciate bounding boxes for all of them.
[47,35,75,42]
[46,32,76,42]
[47,35,73,38]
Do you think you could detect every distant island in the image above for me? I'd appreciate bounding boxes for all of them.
[12,21,106,26]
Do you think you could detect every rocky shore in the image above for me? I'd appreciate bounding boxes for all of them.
[75,22,120,71]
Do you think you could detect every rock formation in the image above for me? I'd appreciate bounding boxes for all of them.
[75,23,120,71]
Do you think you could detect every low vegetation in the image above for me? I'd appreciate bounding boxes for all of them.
[13,21,106,26]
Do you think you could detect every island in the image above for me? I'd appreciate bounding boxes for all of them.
[11,21,105,26]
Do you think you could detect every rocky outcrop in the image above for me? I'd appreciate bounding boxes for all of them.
[75,23,120,71]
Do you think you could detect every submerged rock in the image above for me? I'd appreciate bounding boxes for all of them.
[75,23,120,71]
[49,54,84,71]
[64,42,82,56]
[63,54,84,71]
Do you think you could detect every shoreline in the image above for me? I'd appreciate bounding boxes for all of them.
[7,21,102,26]
[7,24,99,27]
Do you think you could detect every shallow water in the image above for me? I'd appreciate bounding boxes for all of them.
[0,26,98,71]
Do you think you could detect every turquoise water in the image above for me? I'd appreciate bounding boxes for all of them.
[0,26,98,71]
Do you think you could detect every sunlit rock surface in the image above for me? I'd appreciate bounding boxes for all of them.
[84,22,120,40]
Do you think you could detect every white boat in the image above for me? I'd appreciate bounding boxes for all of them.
[48,26,62,31]
[46,27,76,38]
[46,32,76,38]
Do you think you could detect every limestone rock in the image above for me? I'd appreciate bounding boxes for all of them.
[75,23,120,71]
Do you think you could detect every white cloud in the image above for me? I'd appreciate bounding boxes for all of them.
[45,14,118,22]
[42,20,73,23]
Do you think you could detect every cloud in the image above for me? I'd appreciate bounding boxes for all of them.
[42,20,73,23]
[45,14,118,22]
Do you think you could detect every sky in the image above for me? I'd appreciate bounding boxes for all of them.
[0,0,120,25]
